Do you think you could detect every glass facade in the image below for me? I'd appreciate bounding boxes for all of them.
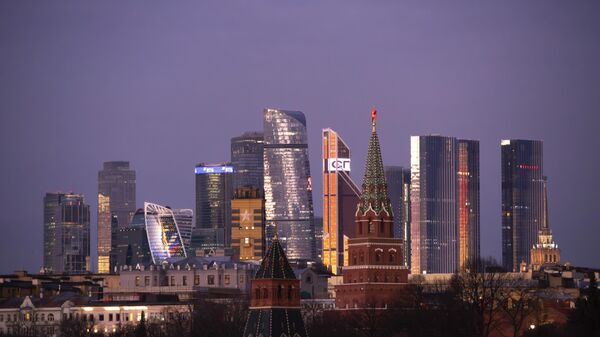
[384,166,411,268]
[231,131,264,191]
[322,128,360,274]
[263,108,315,261]
[501,139,544,272]
[193,163,233,252]
[410,135,460,274]
[97,161,136,273]
[173,208,194,253]
[458,140,480,270]
[144,202,186,263]
[43,193,90,273]
[114,209,152,268]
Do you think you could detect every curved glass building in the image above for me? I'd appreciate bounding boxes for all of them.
[231,132,264,191]
[263,108,315,261]
[144,202,186,263]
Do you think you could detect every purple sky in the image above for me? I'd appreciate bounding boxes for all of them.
[1,1,599,273]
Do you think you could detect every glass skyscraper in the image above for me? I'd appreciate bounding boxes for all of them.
[501,139,545,272]
[322,128,360,274]
[411,135,480,274]
[144,202,187,263]
[113,208,152,268]
[384,166,411,268]
[173,208,194,253]
[97,161,136,273]
[192,163,233,253]
[231,131,264,191]
[43,193,90,274]
[263,108,315,261]
[458,140,480,270]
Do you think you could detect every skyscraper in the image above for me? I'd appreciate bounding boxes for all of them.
[144,202,187,263]
[43,193,90,274]
[411,135,479,274]
[263,108,315,261]
[231,131,264,191]
[385,166,411,268]
[192,163,233,253]
[457,140,480,270]
[113,208,152,268]
[530,176,560,271]
[97,161,136,273]
[322,128,360,274]
[501,139,545,272]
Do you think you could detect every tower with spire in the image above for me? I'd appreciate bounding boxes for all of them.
[335,109,410,310]
[242,231,308,337]
[530,176,560,271]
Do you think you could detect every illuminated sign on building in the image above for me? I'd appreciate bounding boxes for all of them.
[326,158,351,172]
[194,166,234,174]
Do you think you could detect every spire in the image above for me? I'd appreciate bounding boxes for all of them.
[255,235,295,279]
[359,108,392,215]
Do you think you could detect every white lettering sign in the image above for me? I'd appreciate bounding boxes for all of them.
[327,158,351,172]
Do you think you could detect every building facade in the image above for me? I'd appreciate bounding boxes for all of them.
[263,108,316,261]
[193,163,233,253]
[113,209,152,268]
[242,236,308,337]
[230,187,265,261]
[322,128,361,274]
[97,161,136,273]
[410,136,480,274]
[172,208,193,252]
[457,139,480,270]
[335,110,410,309]
[501,139,545,272]
[384,166,411,268]
[43,193,90,274]
[144,202,186,264]
[231,131,264,192]
[530,177,560,271]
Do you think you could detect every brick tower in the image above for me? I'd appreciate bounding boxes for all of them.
[335,109,410,309]
[242,232,308,337]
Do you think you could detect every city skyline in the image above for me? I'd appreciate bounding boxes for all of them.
[1,2,599,273]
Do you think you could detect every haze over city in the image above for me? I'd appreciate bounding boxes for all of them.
[1,1,599,274]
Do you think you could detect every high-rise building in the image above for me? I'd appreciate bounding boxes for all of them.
[97,161,136,273]
[501,139,545,272]
[113,208,152,268]
[335,110,409,310]
[457,140,480,270]
[385,166,411,268]
[231,187,265,261]
[231,131,264,191]
[192,163,233,253]
[172,208,193,252]
[322,128,360,274]
[530,176,560,271]
[411,135,480,274]
[263,108,315,261]
[242,235,308,337]
[43,193,90,274]
[144,202,187,264]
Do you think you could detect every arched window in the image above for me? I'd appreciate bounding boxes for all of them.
[380,221,384,233]
[375,253,381,262]
[277,285,283,299]
[287,285,293,300]
[255,288,260,299]
[263,288,268,299]
[47,314,54,321]
[389,253,395,263]
[359,251,364,263]
[368,221,374,233]
[352,254,357,265]
[395,275,400,283]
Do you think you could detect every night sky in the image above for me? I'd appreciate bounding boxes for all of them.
[1,1,599,273]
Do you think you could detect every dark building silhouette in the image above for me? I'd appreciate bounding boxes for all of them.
[501,139,545,272]
[384,166,411,268]
[242,234,308,337]
[458,139,480,270]
[43,193,90,274]
[113,209,152,268]
[231,131,264,191]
